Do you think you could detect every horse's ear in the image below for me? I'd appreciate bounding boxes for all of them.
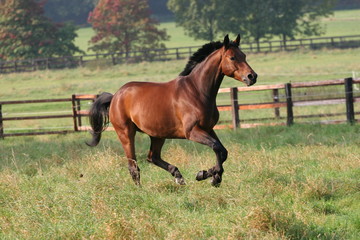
[223,34,230,49]
[235,34,241,47]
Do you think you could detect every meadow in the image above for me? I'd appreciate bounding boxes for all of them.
[0,125,359,239]
[1,8,360,240]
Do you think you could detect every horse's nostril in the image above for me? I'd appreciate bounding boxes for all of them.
[248,73,258,81]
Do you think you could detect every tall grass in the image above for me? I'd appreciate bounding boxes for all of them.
[0,124,359,239]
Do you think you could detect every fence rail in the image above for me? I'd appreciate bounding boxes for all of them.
[1,35,360,74]
[0,78,359,139]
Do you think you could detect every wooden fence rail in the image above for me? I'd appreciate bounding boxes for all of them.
[0,78,359,139]
[1,35,360,74]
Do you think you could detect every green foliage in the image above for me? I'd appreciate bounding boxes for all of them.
[88,0,169,55]
[168,0,336,43]
[0,0,83,60]
[222,0,275,44]
[167,0,223,41]
[224,0,335,44]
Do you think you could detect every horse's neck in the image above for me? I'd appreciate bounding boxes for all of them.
[188,50,224,101]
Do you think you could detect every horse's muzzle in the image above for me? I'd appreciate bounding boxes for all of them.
[246,73,257,86]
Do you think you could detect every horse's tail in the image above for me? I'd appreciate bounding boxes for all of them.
[86,92,113,147]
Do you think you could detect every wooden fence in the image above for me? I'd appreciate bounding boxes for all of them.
[0,77,359,139]
[1,35,360,74]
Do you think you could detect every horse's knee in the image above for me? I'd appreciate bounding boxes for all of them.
[222,148,228,161]
[214,143,228,161]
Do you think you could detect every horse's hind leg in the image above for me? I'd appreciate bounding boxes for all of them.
[147,137,186,185]
[114,123,140,185]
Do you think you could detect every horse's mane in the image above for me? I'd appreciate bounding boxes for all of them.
[179,41,223,76]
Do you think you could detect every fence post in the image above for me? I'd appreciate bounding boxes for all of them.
[176,48,180,60]
[285,83,294,126]
[344,77,355,124]
[0,104,4,139]
[79,56,83,67]
[230,87,240,130]
[272,89,280,118]
[71,95,78,131]
[76,99,82,128]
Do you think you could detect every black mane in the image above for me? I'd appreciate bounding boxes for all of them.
[179,41,223,76]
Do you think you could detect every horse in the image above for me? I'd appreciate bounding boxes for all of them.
[86,34,257,187]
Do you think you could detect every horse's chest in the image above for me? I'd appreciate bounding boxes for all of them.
[199,105,219,128]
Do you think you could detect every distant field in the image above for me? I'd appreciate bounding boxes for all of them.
[1,48,359,102]
[75,9,360,53]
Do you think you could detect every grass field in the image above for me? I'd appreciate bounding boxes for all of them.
[0,125,359,239]
[1,47,359,101]
[0,51,359,239]
[1,7,360,240]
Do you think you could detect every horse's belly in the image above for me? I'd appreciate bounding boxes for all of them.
[131,105,185,138]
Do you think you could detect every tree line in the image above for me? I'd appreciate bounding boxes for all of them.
[0,0,347,61]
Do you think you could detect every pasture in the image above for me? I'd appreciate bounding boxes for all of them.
[1,48,359,239]
[1,8,360,239]
[0,125,359,239]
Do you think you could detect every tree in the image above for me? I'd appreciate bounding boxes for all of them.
[222,0,274,49]
[0,0,83,60]
[270,0,335,44]
[222,0,335,45]
[88,0,169,56]
[167,0,222,41]
[168,0,335,44]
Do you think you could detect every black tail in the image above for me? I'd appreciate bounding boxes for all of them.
[86,92,113,147]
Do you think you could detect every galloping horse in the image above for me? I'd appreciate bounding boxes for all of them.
[87,35,257,187]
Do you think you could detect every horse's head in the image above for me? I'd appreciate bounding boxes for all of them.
[221,35,257,86]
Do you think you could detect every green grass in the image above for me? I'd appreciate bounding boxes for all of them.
[322,9,360,37]
[1,48,359,101]
[0,125,359,239]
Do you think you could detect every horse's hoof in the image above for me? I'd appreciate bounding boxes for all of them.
[211,174,222,187]
[175,177,186,185]
[196,170,207,181]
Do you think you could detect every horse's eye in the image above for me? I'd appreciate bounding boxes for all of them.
[230,56,235,61]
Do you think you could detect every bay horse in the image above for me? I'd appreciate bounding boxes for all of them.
[86,35,257,187]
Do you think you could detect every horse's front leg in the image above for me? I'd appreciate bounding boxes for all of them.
[187,126,228,187]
